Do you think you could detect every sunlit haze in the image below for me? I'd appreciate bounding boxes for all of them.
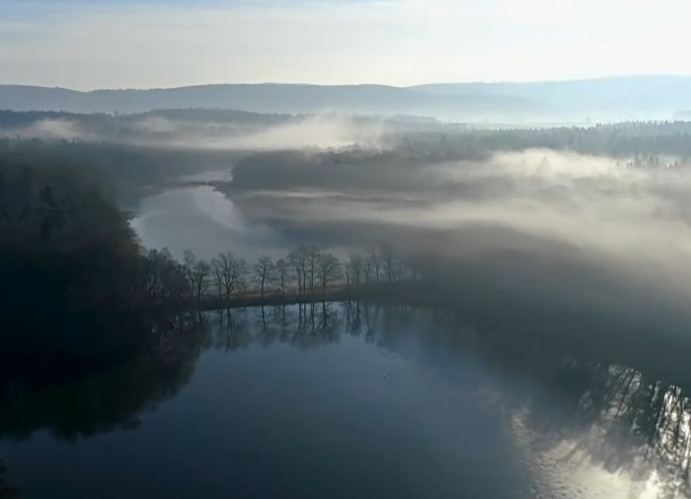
[1,0,690,89]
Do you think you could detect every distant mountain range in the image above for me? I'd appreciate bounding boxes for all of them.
[2,76,691,122]
[0,84,536,121]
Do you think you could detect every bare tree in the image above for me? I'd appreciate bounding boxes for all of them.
[211,258,223,299]
[253,256,274,299]
[344,261,352,290]
[349,254,365,291]
[142,248,188,300]
[211,252,247,300]
[315,251,342,295]
[288,246,309,295]
[275,258,292,296]
[363,254,374,286]
[183,249,211,302]
[366,245,381,284]
[381,243,402,284]
[307,245,320,293]
[192,261,211,301]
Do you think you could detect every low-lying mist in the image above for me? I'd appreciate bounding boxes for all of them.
[8,107,691,361]
[1,114,390,151]
[227,147,691,355]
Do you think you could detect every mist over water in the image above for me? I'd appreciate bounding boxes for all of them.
[131,144,691,339]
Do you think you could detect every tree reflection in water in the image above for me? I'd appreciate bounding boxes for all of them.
[0,313,211,443]
[144,300,691,499]
[464,315,691,498]
[340,303,691,497]
[519,361,691,498]
[3,303,691,497]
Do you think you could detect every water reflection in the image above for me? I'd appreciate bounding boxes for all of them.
[516,360,691,498]
[206,302,691,496]
[2,303,691,497]
[212,303,343,351]
[0,315,210,443]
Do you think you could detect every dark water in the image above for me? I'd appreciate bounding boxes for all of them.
[0,304,689,498]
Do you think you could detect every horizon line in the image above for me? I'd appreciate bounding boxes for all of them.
[1,74,689,93]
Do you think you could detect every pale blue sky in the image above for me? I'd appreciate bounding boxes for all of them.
[1,0,689,89]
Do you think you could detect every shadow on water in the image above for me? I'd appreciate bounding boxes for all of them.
[2,302,691,496]
[0,314,210,444]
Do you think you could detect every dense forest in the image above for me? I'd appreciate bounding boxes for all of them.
[0,163,196,361]
[0,138,247,206]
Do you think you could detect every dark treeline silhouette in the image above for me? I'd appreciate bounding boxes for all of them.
[0,138,248,205]
[170,241,420,310]
[395,121,691,159]
[0,163,209,362]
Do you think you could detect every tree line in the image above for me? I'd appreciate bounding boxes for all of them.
[143,242,414,307]
[0,161,418,361]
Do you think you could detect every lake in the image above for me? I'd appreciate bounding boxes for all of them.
[0,303,685,498]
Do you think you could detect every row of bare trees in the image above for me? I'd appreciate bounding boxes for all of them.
[139,243,415,305]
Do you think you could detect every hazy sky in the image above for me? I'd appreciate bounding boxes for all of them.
[1,0,689,89]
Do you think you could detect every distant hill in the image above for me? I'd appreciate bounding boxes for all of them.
[4,77,691,122]
[410,76,691,120]
[0,84,537,121]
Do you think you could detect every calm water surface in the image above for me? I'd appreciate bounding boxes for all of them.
[0,304,686,498]
[130,171,290,260]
